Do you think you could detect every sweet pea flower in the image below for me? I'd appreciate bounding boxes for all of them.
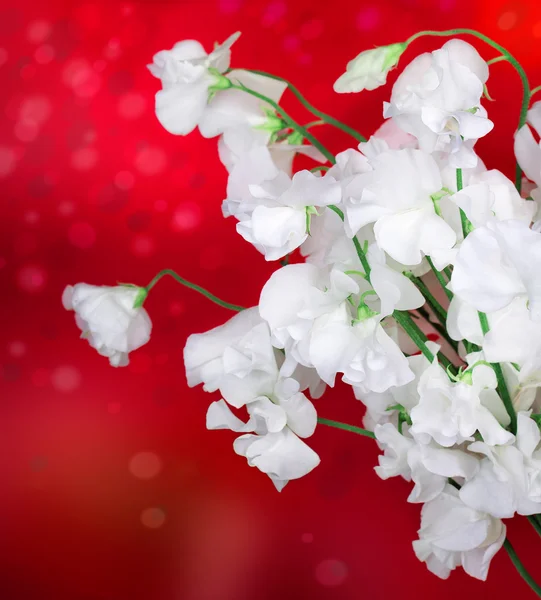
[342,148,457,265]
[385,40,492,168]
[334,43,407,93]
[375,423,479,503]
[231,167,342,261]
[410,359,514,447]
[413,484,506,581]
[62,284,151,367]
[148,32,240,135]
[206,374,319,491]
[449,220,541,321]
[459,411,541,518]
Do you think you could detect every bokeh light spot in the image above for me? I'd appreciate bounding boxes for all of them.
[129,452,162,479]
[0,146,16,177]
[141,507,166,529]
[118,92,146,119]
[301,533,314,543]
[27,20,51,43]
[71,147,98,171]
[315,559,348,586]
[114,170,135,190]
[17,264,47,293]
[356,6,381,31]
[171,202,202,232]
[131,234,154,257]
[35,44,55,64]
[52,365,82,393]
[8,341,27,358]
[498,11,517,30]
[219,0,243,13]
[135,147,167,176]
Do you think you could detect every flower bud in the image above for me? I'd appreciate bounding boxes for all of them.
[333,43,407,94]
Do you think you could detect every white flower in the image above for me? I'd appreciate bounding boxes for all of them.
[206,374,319,491]
[413,484,506,581]
[334,43,407,93]
[218,125,326,176]
[148,32,240,135]
[259,262,420,393]
[62,284,151,367]
[374,423,479,503]
[449,219,541,321]
[459,411,541,518]
[233,168,342,261]
[184,307,279,408]
[451,170,535,228]
[514,101,541,189]
[342,148,456,265]
[410,359,514,447]
[385,39,492,168]
[199,69,287,138]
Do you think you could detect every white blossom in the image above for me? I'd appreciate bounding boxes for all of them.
[385,39,492,168]
[342,148,456,265]
[413,484,506,581]
[450,219,541,321]
[514,101,541,195]
[62,284,151,367]
[148,33,240,135]
[459,411,541,518]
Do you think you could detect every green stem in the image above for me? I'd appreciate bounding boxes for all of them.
[305,119,325,128]
[145,269,246,313]
[527,515,541,539]
[406,29,530,191]
[531,85,541,100]
[237,69,367,143]
[426,256,453,302]
[478,311,517,433]
[393,310,455,372]
[412,277,447,325]
[487,55,508,65]
[317,417,376,439]
[310,165,330,173]
[417,306,459,354]
[504,539,541,598]
[456,168,473,240]
[230,83,336,164]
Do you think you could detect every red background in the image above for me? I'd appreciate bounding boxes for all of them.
[2,0,541,598]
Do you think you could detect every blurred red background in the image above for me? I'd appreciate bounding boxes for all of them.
[2,0,541,598]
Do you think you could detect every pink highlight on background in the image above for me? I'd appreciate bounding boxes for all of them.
[262,1,287,27]
[219,0,243,14]
[356,6,381,31]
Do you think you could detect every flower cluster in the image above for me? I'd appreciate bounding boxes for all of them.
[64,29,541,592]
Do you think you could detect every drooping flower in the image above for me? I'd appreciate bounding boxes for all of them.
[385,39,492,168]
[62,284,152,367]
[333,44,407,93]
[413,484,506,581]
[148,32,240,135]
[206,374,319,491]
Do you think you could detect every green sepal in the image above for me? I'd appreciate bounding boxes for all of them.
[132,287,149,309]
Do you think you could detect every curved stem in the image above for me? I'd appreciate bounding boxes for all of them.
[478,311,516,433]
[236,69,367,143]
[310,165,330,173]
[305,119,325,129]
[504,539,541,598]
[230,83,336,164]
[531,85,541,100]
[406,29,530,191]
[317,417,376,439]
[527,515,541,539]
[412,276,447,325]
[487,55,508,65]
[145,269,246,312]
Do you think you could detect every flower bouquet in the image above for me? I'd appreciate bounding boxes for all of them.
[64,28,541,595]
